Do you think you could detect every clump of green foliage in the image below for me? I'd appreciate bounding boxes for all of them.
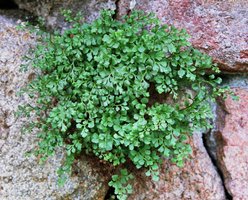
[18,10,228,200]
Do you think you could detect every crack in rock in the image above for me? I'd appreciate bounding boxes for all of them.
[203,131,232,200]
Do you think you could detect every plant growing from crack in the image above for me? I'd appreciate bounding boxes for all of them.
[17,9,230,200]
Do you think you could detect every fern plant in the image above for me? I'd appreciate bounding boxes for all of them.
[18,10,228,200]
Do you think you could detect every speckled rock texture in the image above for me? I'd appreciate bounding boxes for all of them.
[215,88,248,200]
[2,1,248,199]
[0,10,110,200]
[117,0,248,72]
[14,0,116,29]
[128,133,226,200]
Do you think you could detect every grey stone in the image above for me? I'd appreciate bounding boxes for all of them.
[14,0,116,29]
[0,10,110,200]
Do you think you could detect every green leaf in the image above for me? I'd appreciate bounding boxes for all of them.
[92,134,99,143]
[88,121,94,128]
[81,128,88,138]
[145,171,151,176]
[138,46,145,52]
[178,69,185,78]
[152,174,159,182]
[103,34,111,43]
[87,52,93,61]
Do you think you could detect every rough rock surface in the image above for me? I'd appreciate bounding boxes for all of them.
[14,0,116,29]
[128,133,226,200]
[215,88,248,199]
[0,10,110,200]
[2,1,248,199]
[117,0,248,72]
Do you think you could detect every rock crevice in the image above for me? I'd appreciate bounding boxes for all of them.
[203,130,232,200]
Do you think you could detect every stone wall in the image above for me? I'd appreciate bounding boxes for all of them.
[0,0,248,199]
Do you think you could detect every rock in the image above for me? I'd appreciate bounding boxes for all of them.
[215,88,248,199]
[14,0,116,29]
[117,0,248,72]
[0,10,111,200]
[128,133,226,200]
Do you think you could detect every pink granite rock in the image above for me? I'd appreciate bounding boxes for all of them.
[117,0,248,72]
[128,133,226,200]
[215,88,248,199]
